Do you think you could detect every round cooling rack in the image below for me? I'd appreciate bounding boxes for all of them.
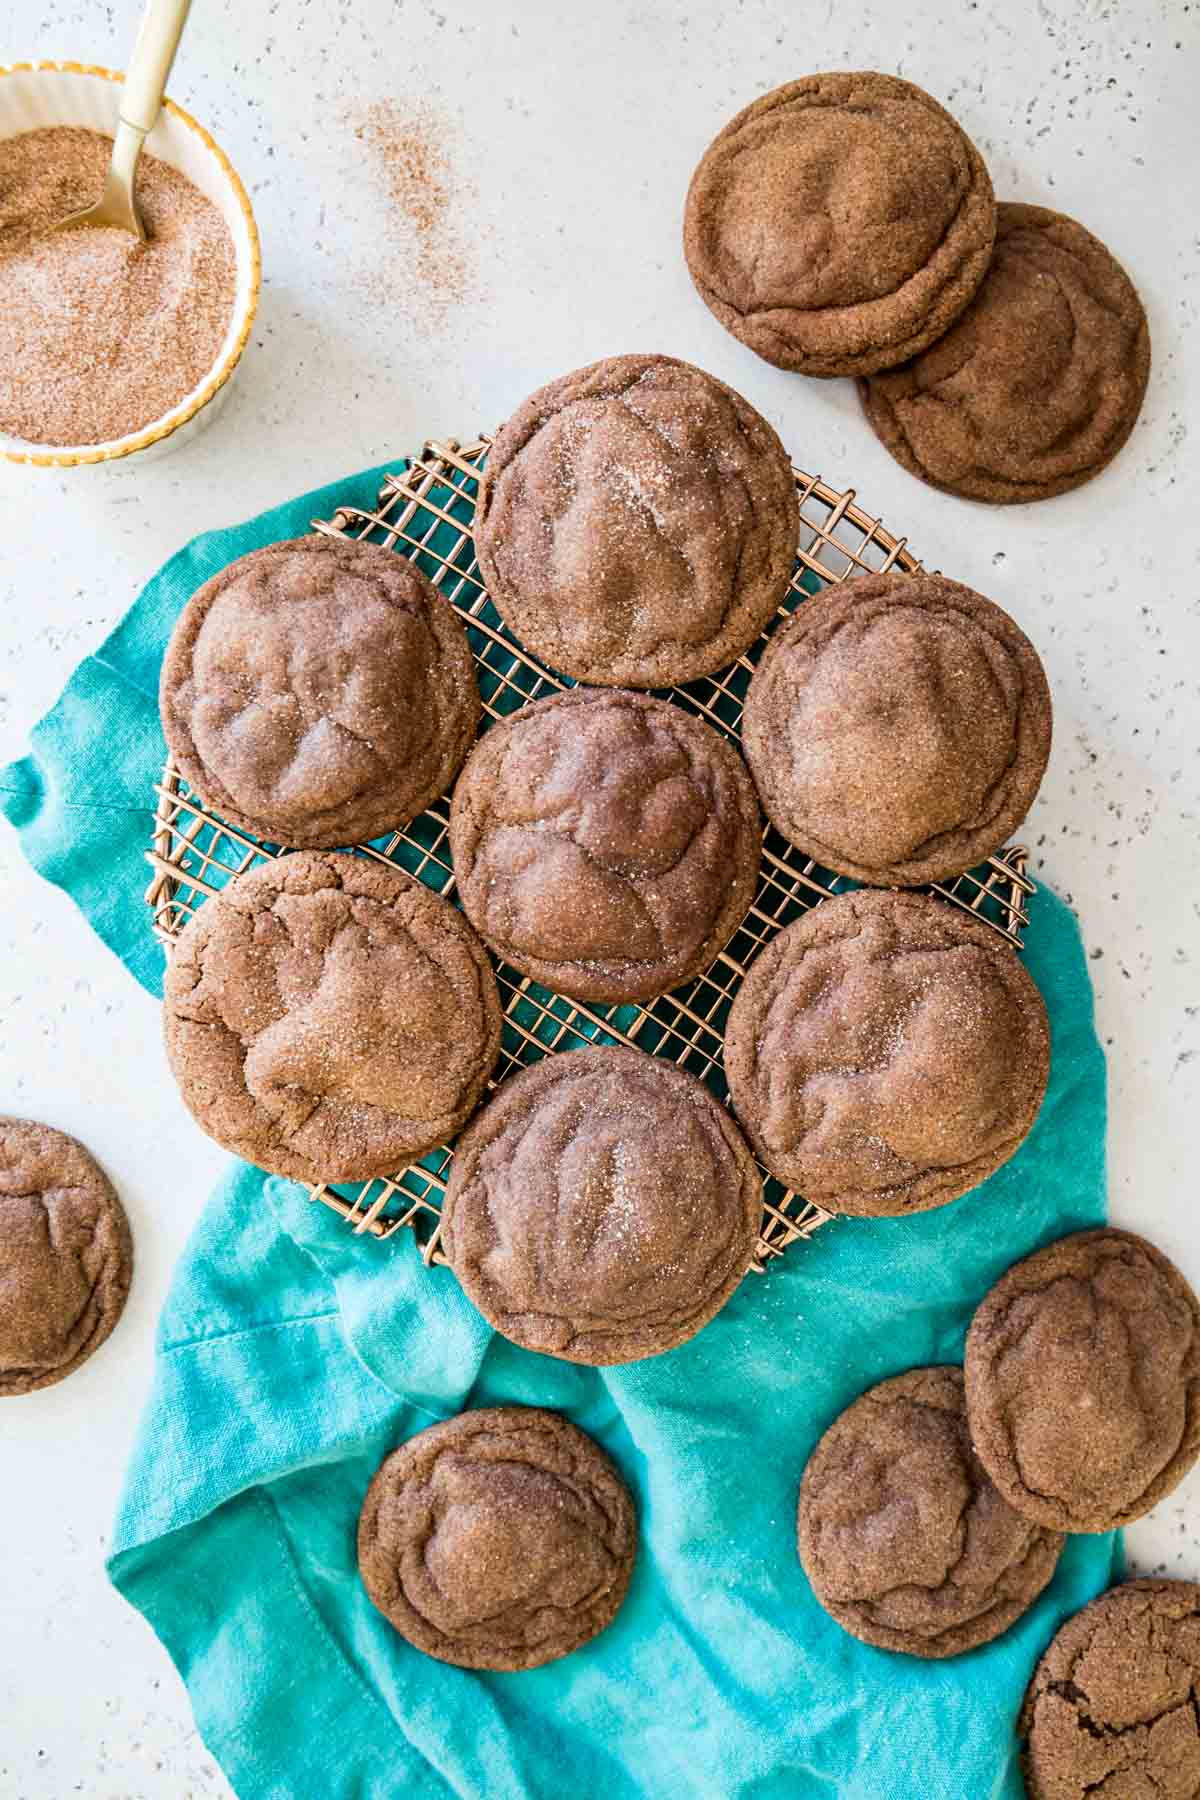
[144,437,1035,1272]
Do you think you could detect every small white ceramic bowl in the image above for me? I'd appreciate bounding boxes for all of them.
[0,60,261,469]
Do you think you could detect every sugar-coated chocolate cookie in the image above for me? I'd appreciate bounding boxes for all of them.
[684,73,996,377]
[439,1046,761,1364]
[473,354,799,687]
[358,1406,636,1670]
[0,1117,132,1395]
[160,536,480,848]
[163,850,501,1183]
[965,1229,1200,1533]
[1021,1581,1200,1799]
[724,890,1049,1217]
[741,571,1052,886]
[449,689,761,1003]
[798,1367,1063,1657]
[859,203,1151,503]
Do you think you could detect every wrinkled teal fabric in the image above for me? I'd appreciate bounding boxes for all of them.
[0,466,1119,1800]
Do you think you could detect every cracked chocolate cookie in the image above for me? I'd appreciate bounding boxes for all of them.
[473,354,799,688]
[683,73,996,378]
[160,535,480,849]
[798,1366,1063,1657]
[449,689,761,1003]
[723,890,1049,1217]
[1021,1581,1200,1799]
[0,1117,132,1395]
[439,1046,761,1364]
[358,1406,636,1670]
[162,850,502,1183]
[859,203,1151,504]
[741,571,1052,886]
[965,1230,1200,1533]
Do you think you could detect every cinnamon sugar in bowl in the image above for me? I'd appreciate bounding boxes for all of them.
[0,62,260,469]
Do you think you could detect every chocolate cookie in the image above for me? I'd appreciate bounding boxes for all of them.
[358,1406,636,1670]
[859,203,1151,504]
[724,890,1049,1217]
[449,689,762,1003]
[160,536,480,849]
[742,571,1052,886]
[439,1046,761,1364]
[683,73,996,378]
[0,1117,132,1395]
[798,1367,1063,1657]
[473,354,799,688]
[1021,1581,1200,1799]
[965,1229,1200,1533]
[163,850,502,1183]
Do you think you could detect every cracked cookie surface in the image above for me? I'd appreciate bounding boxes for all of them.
[859,203,1151,504]
[160,535,480,849]
[357,1406,636,1670]
[473,354,799,687]
[798,1366,1063,1657]
[741,571,1052,886]
[0,1117,132,1395]
[439,1046,761,1364]
[965,1229,1200,1533]
[449,689,761,1003]
[162,850,502,1183]
[724,890,1049,1216]
[683,72,996,378]
[1021,1580,1200,1799]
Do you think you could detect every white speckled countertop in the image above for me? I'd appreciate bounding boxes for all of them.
[1,1,1197,1793]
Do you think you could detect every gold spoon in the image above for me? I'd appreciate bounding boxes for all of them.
[55,0,193,240]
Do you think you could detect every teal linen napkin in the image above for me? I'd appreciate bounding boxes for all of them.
[0,468,1119,1800]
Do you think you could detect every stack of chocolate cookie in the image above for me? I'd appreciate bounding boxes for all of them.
[685,71,1151,503]
[797,1226,1200,1661]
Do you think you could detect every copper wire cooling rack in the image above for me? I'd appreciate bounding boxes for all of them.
[145,437,1035,1272]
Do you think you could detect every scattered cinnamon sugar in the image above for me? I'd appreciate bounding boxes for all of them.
[0,127,236,446]
[350,99,472,334]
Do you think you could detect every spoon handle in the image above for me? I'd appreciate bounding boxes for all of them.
[119,0,193,135]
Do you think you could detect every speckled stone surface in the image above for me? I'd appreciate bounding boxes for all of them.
[0,1,1197,1792]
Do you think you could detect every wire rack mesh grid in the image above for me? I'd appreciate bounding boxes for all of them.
[145,436,1035,1273]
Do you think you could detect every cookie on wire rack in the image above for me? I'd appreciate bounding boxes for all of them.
[449,687,762,1004]
[724,889,1050,1218]
[160,535,480,850]
[473,353,799,688]
[162,850,502,1184]
[439,1046,761,1364]
[741,570,1052,887]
